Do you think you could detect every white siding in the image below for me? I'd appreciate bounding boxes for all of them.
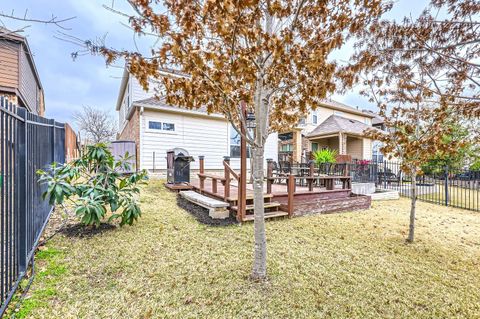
[140,109,278,171]
[131,76,162,102]
[300,106,372,135]
[363,138,372,160]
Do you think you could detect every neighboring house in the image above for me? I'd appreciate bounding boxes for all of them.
[0,29,45,115]
[116,69,278,171]
[362,109,386,162]
[279,100,377,162]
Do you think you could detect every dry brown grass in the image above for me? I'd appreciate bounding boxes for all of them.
[16,180,480,318]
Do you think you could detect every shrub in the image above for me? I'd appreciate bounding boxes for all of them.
[313,148,337,165]
[38,143,148,227]
[470,160,480,171]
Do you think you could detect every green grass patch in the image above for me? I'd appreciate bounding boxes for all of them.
[7,246,66,318]
[14,180,480,318]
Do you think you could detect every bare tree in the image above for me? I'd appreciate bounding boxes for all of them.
[0,9,75,37]
[74,105,116,144]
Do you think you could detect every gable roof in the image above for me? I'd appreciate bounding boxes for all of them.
[318,99,375,118]
[362,109,384,125]
[115,67,190,111]
[130,96,225,120]
[0,28,43,90]
[307,115,376,138]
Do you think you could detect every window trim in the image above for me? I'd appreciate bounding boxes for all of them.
[146,119,177,134]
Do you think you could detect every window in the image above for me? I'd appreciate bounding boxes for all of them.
[298,117,306,125]
[372,141,384,162]
[148,120,175,132]
[163,123,175,131]
[281,144,292,152]
[312,112,318,124]
[311,142,319,152]
[230,125,251,158]
[149,121,162,130]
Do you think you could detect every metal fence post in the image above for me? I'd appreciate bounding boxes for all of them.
[16,108,28,273]
[50,119,56,162]
[445,165,449,207]
[383,160,387,189]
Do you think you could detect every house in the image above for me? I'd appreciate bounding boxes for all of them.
[278,100,377,163]
[362,109,387,162]
[0,29,45,115]
[115,69,278,171]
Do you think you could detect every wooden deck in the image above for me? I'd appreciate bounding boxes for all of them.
[173,156,370,222]
[189,178,327,201]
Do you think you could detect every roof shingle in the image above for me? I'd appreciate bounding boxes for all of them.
[307,115,375,137]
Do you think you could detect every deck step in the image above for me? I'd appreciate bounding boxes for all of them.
[179,191,230,219]
[227,193,274,202]
[242,210,289,221]
[231,202,281,211]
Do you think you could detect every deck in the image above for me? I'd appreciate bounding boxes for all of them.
[189,178,327,201]
[169,157,371,222]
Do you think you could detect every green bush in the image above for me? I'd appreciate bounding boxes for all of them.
[312,148,337,165]
[471,161,480,171]
[38,143,148,227]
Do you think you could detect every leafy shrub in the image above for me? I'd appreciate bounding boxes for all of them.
[313,148,337,165]
[38,143,148,227]
[470,160,480,171]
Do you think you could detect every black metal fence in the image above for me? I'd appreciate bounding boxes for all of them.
[275,159,479,212]
[0,97,65,315]
[376,160,480,212]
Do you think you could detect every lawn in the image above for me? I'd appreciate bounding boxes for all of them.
[416,184,480,211]
[12,180,480,318]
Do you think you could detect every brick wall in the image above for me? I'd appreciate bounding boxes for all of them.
[118,107,140,168]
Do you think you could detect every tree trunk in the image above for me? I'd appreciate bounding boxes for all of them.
[251,146,267,280]
[407,171,417,242]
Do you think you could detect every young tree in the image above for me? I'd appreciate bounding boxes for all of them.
[348,0,479,242]
[74,105,117,144]
[86,0,390,280]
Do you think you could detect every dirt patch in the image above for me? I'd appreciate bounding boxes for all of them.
[59,223,117,238]
[176,197,238,226]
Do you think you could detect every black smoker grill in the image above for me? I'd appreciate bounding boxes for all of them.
[166,148,194,184]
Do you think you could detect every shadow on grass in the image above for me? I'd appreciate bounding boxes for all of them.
[59,223,117,238]
[176,197,238,226]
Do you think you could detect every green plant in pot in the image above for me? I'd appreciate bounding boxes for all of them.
[312,148,337,175]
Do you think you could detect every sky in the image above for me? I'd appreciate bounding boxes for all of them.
[2,0,429,126]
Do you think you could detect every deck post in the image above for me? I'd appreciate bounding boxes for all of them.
[308,160,315,191]
[223,156,230,200]
[266,158,273,194]
[287,174,295,217]
[199,156,205,191]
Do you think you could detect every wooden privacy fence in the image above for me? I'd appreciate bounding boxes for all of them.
[0,98,65,316]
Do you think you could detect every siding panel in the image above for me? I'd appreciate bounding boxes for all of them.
[18,45,39,113]
[0,41,19,88]
[140,110,278,171]
[131,76,156,102]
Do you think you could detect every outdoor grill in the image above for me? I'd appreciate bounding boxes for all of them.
[166,148,194,184]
